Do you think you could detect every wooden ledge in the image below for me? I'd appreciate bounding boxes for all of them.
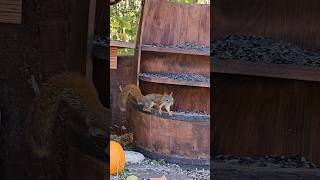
[141,45,210,56]
[110,40,135,49]
[131,103,210,122]
[139,74,210,87]
[212,58,320,82]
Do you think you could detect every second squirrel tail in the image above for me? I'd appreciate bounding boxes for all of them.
[118,84,144,111]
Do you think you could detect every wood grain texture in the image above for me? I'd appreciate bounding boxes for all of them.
[111,40,135,49]
[212,73,320,165]
[140,81,210,113]
[131,0,210,164]
[0,0,22,24]
[0,0,107,178]
[141,45,209,56]
[212,59,320,82]
[141,51,210,76]
[141,0,209,46]
[131,106,210,161]
[110,47,117,69]
[110,55,137,131]
[212,0,320,51]
[212,0,320,165]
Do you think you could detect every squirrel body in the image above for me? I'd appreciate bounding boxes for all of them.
[118,84,174,116]
[25,72,109,178]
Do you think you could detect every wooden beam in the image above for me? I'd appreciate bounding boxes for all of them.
[86,0,96,82]
[110,40,135,49]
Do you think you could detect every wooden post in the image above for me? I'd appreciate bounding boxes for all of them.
[86,0,97,82]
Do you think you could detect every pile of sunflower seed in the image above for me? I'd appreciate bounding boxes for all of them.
[139,72,209,83]
[213,155,318,169]
[145,42,209,51]
[211,35,320,67]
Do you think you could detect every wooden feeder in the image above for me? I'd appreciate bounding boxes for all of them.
[212,0,320,165]
[130,0,210,165]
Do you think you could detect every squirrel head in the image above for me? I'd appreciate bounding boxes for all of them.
[163,92,174,105]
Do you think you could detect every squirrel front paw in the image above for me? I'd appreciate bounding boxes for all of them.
[143,108,152,113]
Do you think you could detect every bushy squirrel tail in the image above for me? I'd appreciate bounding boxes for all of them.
[118,84,144,111]
[25,72,110,159]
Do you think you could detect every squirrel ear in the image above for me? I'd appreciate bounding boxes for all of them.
[170,92,173,96]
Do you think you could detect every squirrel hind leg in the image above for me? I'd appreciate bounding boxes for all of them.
[142,101,154,113]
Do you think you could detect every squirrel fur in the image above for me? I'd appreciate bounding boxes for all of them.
[24,72,109,178]
[118,84,174,116]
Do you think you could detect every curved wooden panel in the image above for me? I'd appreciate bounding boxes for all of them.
[130,107,210,165]
[141,0,210,46]
[133,0,210,165]
[140,81,210,113]
[212,0,320,51]
[141,51,210,76]
[131,102,210,121]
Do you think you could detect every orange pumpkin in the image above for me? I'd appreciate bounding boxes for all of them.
[110,141,126,175]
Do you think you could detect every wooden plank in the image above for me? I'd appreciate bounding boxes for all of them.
[0,0,22,24]
[213,162,320,179]
[212,59,320,82]
[141,45,209,56]
[140,81,210,113]
[140,0,210,46]
[141,51,210,76]
[212,0,320,51]
[130,106,210,163]
[212,73,320,165]
[86,0,97,81]
[69,0,90,74]
[110,40,135,49]
[110,47,117,69]
[139,74,210,88]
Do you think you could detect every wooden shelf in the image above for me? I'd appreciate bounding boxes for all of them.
[110,40,135,49]
[141,45,210,56]
[139,73,210,87]
[212,58,320,82]
[131,103,210,122]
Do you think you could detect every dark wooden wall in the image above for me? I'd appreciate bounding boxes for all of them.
[211,0,320,164]
[110,55,137,132]
[0,0,96,178]
[212,0,320,51]
[212,73,320,164]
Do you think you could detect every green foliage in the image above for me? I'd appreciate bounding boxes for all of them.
[110,0,142,55]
